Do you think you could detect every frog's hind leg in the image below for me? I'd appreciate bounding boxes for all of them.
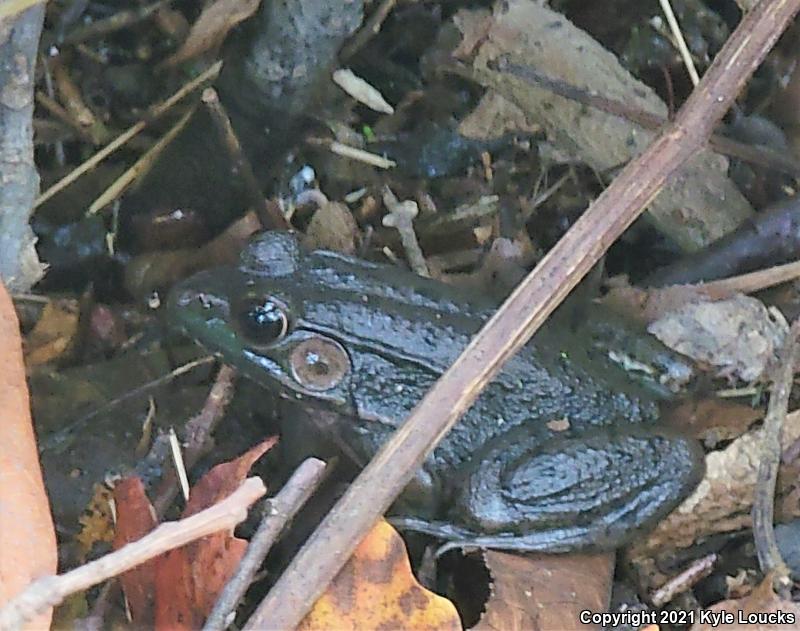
[395,428,705,553]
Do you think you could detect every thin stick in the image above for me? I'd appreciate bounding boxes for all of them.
[752,320,800,595]
[203,459,327,631]
[152,364,237,516]
[34,61,222,210]
[243,2,800,629]
[202,88,288,230]
[87,107,194,215]
[650,553,717,607]
[340,0,398,60]
[329,141,396,169]
[0,478,266,631]
[39,355,216,453]
[492,61,800,178]
[61,0,173,45]
[659,0,701,86]
[694,259,800,298]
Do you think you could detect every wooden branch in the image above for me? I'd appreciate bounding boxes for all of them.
[0,478,266,631]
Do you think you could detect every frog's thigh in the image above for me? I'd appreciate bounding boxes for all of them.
[456,428,704,550]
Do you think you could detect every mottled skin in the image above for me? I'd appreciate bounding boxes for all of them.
[168,232,704,552]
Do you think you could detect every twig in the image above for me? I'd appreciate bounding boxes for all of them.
[39,355,216,453]
[650,553,717,607]
[60,0,174,45]
[659,0,701,86]
[691,259,800,298]
[34,60,222,210]
[153,364,237,516]
[328,140,396,169]
[205,459,327,631]
[752,319,800,595]
[340,0,397,59]
[202,88,288,230]
[243,2,800,629]
[491,61,800,178]
[381,186,429,277]
[0,478,266,631]
[35,90,95,144]
[87,106,194,215]
[51,54,109,144]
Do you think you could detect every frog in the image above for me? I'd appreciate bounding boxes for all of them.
[167,231,705,552]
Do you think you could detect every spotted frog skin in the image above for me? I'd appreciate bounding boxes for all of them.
[167,231,704,552]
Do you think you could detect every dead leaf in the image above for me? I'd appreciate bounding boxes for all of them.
[648,294,787,383]
[302,201,360,254]
[76,483,116,560]
[113,477,159,625]
[473,551,613,631]
[161,0,262,68]
[298,520,461,631]
[154,437,277,630]
[24,298,80,366]
[0,280,58,630]
[600,281,714,324]
[633,409,800,557]
[690,575,800,630]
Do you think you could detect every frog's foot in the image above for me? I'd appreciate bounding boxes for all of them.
[443,427,705,552]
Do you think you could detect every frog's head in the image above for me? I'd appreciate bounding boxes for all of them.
[167,231,355,412]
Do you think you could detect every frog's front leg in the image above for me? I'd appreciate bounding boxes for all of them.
[394,427,705,553]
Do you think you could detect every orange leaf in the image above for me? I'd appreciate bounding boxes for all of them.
[76,483,116,560]
[24,298,79,366]
[0,280,57,629]
[113,476,159,625]
[298,520,462,631]
[183,436,278,518]
[154,437,278,630]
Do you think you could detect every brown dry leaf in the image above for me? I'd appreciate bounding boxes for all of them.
[648,294,787,383]
[24,298,79,366]
[690,575,800,630]
[302,201,360,254]
[473,551,613,631]
[113,476,159,625]
[298,519,461,631]
[633,409,800,557]
[154,436,277,630]
[0,280,58,630]
[161,0,262,68]
[600,281,714,325]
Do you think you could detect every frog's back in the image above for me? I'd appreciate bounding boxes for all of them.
[294,248,660,471]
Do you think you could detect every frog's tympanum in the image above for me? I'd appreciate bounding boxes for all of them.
[168,232,705,552]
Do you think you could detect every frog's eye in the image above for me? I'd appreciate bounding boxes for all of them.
[236,296,289,346]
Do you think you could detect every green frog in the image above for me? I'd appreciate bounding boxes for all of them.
[167,231,705,552]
